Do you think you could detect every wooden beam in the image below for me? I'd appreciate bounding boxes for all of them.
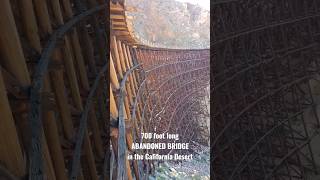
[112,21,126,26]
[0,0,30,86]
[48,0,99,179]
[0,68,25,178]
[111,14,125,20]
[111,36,124,79]
[112,27,128,30]
[19,0,41,52]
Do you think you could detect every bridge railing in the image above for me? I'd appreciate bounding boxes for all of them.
[0,0,109,179]
[109,36,210,179]
[0,0,109,180]
[110,31,145,179]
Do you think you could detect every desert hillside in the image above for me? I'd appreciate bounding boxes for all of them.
[126,0,210,49]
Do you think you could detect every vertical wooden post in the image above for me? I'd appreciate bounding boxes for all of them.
[47,2,100,178]
[122,44,136,98]
[0,0,30,86]
[0,68,26,177]
[111,36,124,78]
[18,0,70,178]
[19,0,41,53]
[0,1,58,179]
[110,56,120,89]
[61,0,97,75]
[126,46,139,91]
[42,78,69,180]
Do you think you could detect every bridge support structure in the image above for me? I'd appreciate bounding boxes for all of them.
[213,0,320,179]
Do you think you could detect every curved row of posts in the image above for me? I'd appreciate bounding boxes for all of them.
[110,21,210,180]
[110,1,210,179]
[109,38,210,179]
[0,0,209,180]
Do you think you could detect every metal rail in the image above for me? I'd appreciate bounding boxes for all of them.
[28,4,107,179]
[70,63,108,179]
[117,64,141,180]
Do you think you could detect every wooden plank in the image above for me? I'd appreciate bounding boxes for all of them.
[112,21,127,26]
[126,46,139,91]
[0,68,25,177]
[48,0,99,179]
[89,108,104,159]
[111,36,124,79]
[110,86,118,118]
[0,0,30,86]
[43,77,68,180]
[122,44,136,98]
[111,14,125,20]
[112,27,128,30]
[19,0,69,178]
[33,0,75,142]
[19,0,41,52]
[60,1,105,161]
[110,56,120,89]
[110,3,124,12]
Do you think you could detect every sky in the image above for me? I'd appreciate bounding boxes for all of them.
[175,0,210,10]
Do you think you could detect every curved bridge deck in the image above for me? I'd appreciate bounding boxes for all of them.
[0,0,209,180]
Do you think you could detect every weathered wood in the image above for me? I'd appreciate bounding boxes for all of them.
[114,31,130,36]
[111,15,125,20]
[111,36,124,78]
[0,68,25,178]
[110,56,120,89]
[50,68,75,140]
[112,26,128,30]
[83,131,99,180]
[43,78,68,180]
[70,30,91,90]
[110,86,118,118]
[60,0,90,91]
[18,0,41,53]
[126,46,139,91]
[0,0,144,179]
[112,21,127,26]
[85,0,107,67]
[110,3,124,12]
[48,0,100,177]
[77,27,97,75]
[33,1,103,180]
[122,44,136,98]
[0,0,30,86]
[89,108,104,159]
[42,131,57,180]
[18,0,69,178]
[117,41,134,106]
[33,0,53,36]
[60,2,105,163]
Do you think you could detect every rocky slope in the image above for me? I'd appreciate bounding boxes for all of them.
[126,0,210,49]
[149,144,210,180]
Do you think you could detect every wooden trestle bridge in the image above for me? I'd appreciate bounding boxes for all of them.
[213,0,320,180]
[0,0,210,180]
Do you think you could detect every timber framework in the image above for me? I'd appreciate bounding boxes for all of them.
[213,0,320,180]
[0,0,210,180]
